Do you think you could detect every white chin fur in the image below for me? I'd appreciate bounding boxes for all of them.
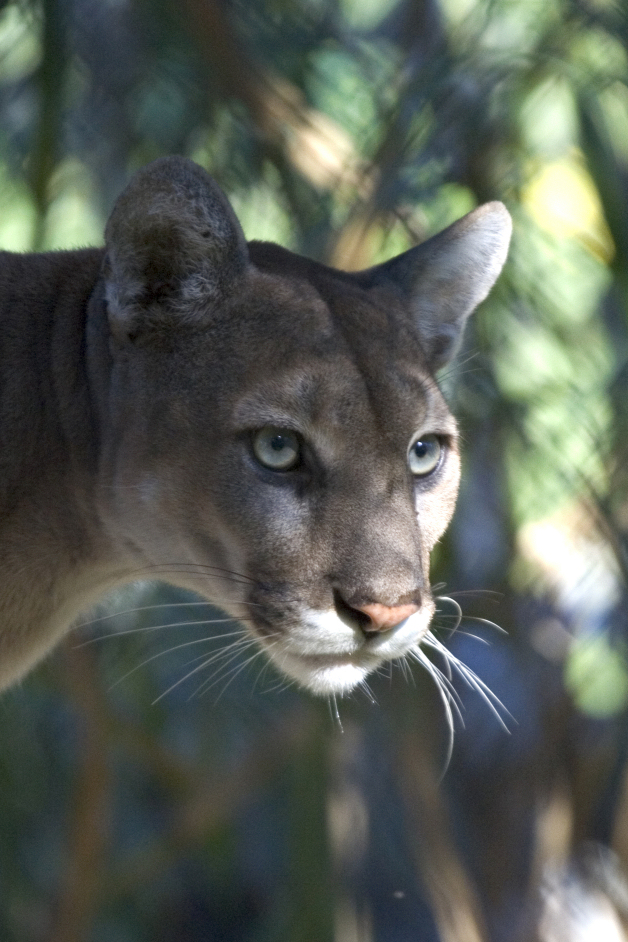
[277,657,371,696]
[261,606,432,696]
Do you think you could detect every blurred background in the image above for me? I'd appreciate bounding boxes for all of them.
[0,0,627,939]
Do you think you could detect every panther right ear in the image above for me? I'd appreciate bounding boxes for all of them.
[359,202,512,371]
[103,156,249,340]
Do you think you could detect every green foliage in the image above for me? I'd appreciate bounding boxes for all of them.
[1,0,628,939]
[566,634,628,718]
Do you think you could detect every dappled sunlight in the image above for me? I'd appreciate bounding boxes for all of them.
[0,0,628,939]
[523,155,615,262]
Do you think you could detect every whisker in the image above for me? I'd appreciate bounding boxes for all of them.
[410,646,457,777]
[257,670,294,696]
[449,630,490,645]
[436,350,481,384]
[254,647,297,695]
[432,586,503,602]
[459,615,508,634]
[395,653,415,686]
[108,630,249,690]
[412,649,465,714]
[433,595,462,633]
[124,563,256,588]
[175,635,258,675]
[74,600,234,631]
[152,637,259,703]
[200,647,271,702]
[431,616,457,624]
[198,634,263,682]
[432,614,507,637]
[251,656,277,694]
[358,679,377,705]
[328,693,343,732]
[73,598,267,634]
[422,633,512,731]
[78,617,242,646]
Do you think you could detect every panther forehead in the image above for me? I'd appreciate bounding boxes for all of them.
[248,240,435,371]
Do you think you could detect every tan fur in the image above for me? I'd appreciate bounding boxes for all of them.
[0,157,511,694]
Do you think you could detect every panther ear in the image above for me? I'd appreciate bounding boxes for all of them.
[103,156,248,340]
[359,202,512,371]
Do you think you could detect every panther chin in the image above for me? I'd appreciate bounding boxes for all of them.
[272,652,373,696]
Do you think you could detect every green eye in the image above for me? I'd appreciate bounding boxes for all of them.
[252,427,301,471]
[408,434,441,476]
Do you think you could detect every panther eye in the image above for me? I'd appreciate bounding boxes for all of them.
[408,434,441,476]
[252,427,301,471]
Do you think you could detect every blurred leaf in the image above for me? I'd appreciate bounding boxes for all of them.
[565,634,628,718]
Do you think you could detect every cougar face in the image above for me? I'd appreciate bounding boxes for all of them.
[0,157,510,694]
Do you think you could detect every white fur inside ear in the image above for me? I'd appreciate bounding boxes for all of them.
[412,201,512,369]
[441,201,512,310]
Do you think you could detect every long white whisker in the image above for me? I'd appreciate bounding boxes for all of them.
[172,636,258,674]
[255,647,296,695]
[409,648,465,715]
[125,563,256,586]
[460,615,508,634]
[74,601,240,631]
[251,655,276,694]
[78,618,242,645]
[152,637,260,703]
[327,693,343,732]
[431,584,503,602]
[200,647,271,702]
[434,595,462,633]
[358,679,377,705]
[397,654,415,685]
[411,646,456,777]
[193,639,260,690]
[442,631,491,646]
[108,631,249,690]
[257,670,293,695]
[423,633,512,731]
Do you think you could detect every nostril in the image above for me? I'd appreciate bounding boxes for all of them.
[333,590,373,631]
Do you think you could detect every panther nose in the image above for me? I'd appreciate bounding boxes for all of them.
[355,601,420,633]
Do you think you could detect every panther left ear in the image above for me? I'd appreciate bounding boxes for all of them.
[358,202,512,371]
[103,156,249,341]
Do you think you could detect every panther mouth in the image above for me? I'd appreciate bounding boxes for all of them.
[258,607,431,695]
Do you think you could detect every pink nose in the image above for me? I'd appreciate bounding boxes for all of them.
[355,602,420,633]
